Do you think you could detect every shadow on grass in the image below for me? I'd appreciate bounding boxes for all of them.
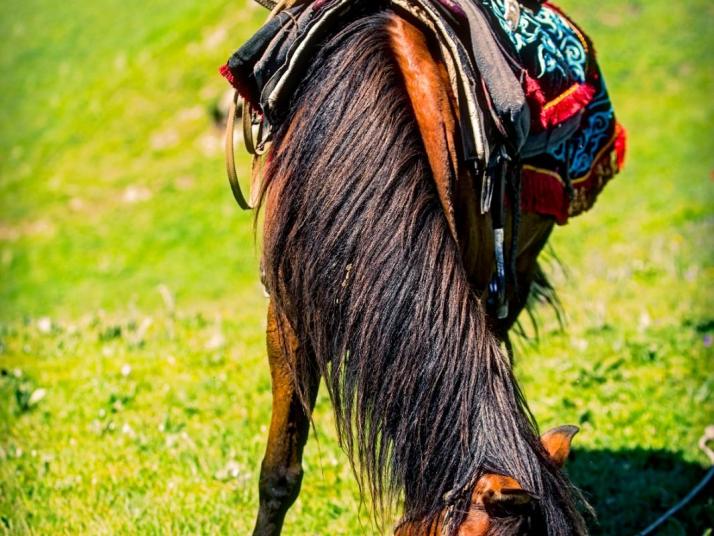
[568,448,713,535]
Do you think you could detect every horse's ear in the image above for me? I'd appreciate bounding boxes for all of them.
[541,425,579,467]
[473,474,538,510]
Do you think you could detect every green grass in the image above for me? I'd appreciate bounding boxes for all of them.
[0,0,712,534]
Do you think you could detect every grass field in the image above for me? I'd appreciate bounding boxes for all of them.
[0,0,712,534]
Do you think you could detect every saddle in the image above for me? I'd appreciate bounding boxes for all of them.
[221,0,626,317]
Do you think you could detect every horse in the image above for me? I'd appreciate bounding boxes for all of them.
[221,3,624,534]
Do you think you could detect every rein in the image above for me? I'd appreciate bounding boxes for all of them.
[636,426,714,536]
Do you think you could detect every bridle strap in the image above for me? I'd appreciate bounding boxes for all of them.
[224,90,254,210]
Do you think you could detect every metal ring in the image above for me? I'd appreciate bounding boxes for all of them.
[241,97,270,156]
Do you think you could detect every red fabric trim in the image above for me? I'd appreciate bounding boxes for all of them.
[219,63,236,87]
[536,82,596,131]
[524,72,546,107]
[614,121,627,170]
[520,123,625,224]
[520,168,569,224]
[219,64,260,109]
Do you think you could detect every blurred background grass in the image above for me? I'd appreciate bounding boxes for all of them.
[0,0,712,534]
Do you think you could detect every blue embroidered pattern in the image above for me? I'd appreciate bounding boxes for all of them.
[478,0,588,82]
[476,1,613,179]
[469,1,623,219]
[547,74,615,177]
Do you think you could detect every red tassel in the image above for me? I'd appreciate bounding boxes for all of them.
[219,63,236,86]
[614,121,627,170]
[520,167,570,224]
[538,82,596,130]
[524,72,546,107]
[219,63,261,109]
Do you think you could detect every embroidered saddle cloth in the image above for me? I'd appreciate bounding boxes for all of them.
[221,0,625,224]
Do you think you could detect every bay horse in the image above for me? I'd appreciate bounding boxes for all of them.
[222,3,624,535]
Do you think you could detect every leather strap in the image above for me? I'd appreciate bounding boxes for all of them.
[225,91,255,210]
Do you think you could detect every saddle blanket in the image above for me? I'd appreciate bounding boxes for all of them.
[488,2,627,223]
[221,0,626,224]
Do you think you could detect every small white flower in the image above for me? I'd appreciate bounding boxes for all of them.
[29,388,46,406]
[205,332,225,351]
[37,317,52,333]
[214,460,241,481]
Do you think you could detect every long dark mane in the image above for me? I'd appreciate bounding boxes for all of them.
[259,10,586,535]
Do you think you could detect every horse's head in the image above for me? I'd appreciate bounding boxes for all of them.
[457,425,579,535]
[396,425,580,536]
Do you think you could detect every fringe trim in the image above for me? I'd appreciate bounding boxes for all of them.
[219,63,236,87]
[536,82,596,131]
[614,121,627,170]
[520,166,570,224]
[524,72,546,107]
[219,63,260,109]
[520,120,626,224]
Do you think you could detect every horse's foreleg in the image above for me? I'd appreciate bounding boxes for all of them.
[253,301,319,536]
